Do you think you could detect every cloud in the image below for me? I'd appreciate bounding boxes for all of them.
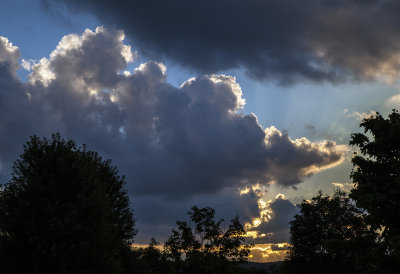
[133,187,262,243]
[331,182,353,191]
[0,36,19,76]
[388,94,400,104]
[0,37,39,174]
[21,59,37,71]
[44,0,400,84]
[344,109,377,121]
[255,196,298,238]
[246,195,299,243]
[0,28,346,200]
[263,127,347,187]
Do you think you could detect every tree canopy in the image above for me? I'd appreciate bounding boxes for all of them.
[350,109,400,258]
[283,190,377,273]
[0,134,136,273]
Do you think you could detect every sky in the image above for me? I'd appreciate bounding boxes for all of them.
[2,0,400,262]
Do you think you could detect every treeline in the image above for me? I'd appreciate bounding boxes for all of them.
[1,110,400,273]
[0,134,265,273]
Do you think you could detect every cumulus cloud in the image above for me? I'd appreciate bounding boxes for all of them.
[0,28,346,200]
[44,0,400,84]
[263,127,347,187]
[0,36,19,76]
[0,27,351,246]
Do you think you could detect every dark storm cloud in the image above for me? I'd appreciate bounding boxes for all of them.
[45,0,400,84]
[0,28,345,199]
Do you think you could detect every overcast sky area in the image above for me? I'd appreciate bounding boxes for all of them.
[2,0,400,262]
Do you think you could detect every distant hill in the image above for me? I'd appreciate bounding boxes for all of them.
[240,261,283,271]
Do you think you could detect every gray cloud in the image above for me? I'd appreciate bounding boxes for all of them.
[44,0,400,84]
[0,28,346,199]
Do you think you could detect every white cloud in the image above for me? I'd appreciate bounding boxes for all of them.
[388,93,400,104]
[28,58,55,87]
[0,36,20,75]
[331,182,353,190]
[21,59,36,71]
[345,109,377,121]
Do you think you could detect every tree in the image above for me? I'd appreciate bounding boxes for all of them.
[164,206,252,274]
[130,237,176,274]
[283,190,376,273]
[0,134,136,273]
[350,109,400,261]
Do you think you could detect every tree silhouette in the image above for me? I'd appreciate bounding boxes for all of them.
[283,190,376,273]
[164,206,252,273]
[0,134,136,273]
[282,111,400,273]
[350,109,400,263]
[130,237,176,274]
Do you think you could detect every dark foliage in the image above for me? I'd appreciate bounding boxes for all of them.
[0,134,136,273]
[282,190,379,273]
[128,238,176,274]
[164,206,253,274]
[350,109,400,265]
[284,111,400,273]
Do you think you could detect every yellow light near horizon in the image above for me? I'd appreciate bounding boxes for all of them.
[132,242,290,263]
[131,243,164,251]
[248,243,290,263]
